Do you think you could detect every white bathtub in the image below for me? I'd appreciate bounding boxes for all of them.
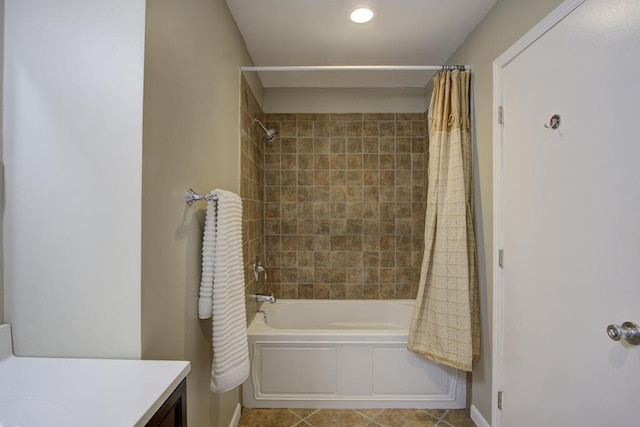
[242,299,466,409]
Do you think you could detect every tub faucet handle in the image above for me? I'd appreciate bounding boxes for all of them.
[254,258,267,282]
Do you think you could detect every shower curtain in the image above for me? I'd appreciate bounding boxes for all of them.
[407,70,480,372]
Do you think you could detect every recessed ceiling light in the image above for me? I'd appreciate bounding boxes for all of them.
[349,6,376,24]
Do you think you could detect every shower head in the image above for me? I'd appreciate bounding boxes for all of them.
[254,118,278,143]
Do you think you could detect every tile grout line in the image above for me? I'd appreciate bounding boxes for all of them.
[434,409,459,427]
[286,408,307,426]
[417,408,454,427]
[356,408,448,427]
[353,408,385,425]
[289,408,320,423]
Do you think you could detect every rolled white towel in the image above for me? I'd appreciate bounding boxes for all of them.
[198,194,217,319]
[197,188,249,393]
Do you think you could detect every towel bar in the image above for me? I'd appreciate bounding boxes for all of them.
[185,188,218,206]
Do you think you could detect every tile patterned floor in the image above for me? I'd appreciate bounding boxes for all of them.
[239,408,476,427]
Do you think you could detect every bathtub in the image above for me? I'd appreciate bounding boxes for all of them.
[242,299,466,409]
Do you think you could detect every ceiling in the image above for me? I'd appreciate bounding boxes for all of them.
[226,0,497,88]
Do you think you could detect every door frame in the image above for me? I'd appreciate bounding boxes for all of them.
[491,1,585,425]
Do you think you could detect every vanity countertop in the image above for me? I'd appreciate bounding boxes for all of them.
[0,324,191,426]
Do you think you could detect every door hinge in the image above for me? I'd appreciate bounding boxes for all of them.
[498,250,504,268]
[498,391,504,410]
[498,106,504,124]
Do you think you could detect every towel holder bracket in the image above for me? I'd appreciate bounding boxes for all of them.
[185,188,218,206]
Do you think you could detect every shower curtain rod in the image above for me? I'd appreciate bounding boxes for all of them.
[241,65,468,72]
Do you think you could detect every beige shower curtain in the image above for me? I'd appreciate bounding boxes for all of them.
[407,70,480,372]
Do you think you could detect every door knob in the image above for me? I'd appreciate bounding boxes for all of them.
[607,321,640,345]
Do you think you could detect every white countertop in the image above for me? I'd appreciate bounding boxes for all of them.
[0,324,191,427]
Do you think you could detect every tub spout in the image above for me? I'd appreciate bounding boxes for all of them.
[256,293,276,304]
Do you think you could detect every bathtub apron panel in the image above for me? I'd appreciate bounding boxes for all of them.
[242,300,466,409]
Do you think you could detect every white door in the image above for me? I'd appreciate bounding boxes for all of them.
[496,0,640,425]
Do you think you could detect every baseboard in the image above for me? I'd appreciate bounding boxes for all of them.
[229,403,242,427]
[471,404,490,427]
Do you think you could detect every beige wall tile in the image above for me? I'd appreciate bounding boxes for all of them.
[259,113,428,300]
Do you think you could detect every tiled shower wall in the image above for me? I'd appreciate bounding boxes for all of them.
[240,77,267,320]
[262,113,428,299]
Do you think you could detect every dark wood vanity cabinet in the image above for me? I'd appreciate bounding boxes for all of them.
[146,379,187,427]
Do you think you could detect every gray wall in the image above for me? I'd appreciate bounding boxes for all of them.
[0,0,4,325]
[264,87,427,113]
[444,0,564,421]
[141,0,259,425]
[4,0,145,358]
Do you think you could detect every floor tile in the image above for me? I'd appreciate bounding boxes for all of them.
[354,408,385,418]
[305,409,371,427]
[424,408,447,419]
[441,409,476,427]
[238,408,301,427]
[290,408,318,419]
[371,409,439,427]
[238,407,475,427]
